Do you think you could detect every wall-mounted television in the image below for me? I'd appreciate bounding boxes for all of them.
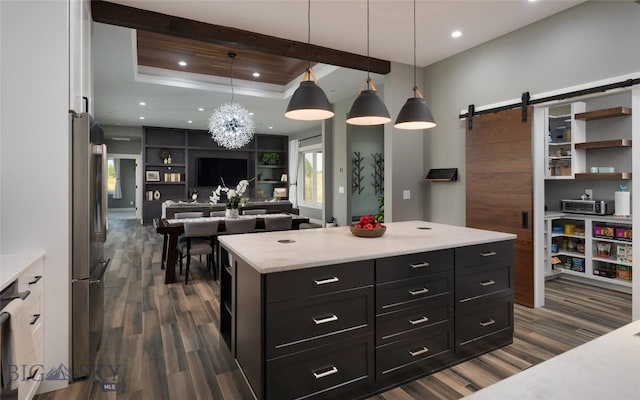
[197,157,248,187]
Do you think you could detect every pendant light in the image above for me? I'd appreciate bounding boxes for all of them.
[394,0,436,130]
[285,0,335,121]
[346,0,391,126]
[209,53,255,149]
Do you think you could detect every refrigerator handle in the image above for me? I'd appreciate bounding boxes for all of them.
[100,144,108,242]
[92,144,108,243]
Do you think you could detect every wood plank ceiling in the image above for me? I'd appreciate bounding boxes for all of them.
[93,0,391,87]
[136,31,310,86]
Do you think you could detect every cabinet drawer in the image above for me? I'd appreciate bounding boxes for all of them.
[376,249,453,283]
[266,288,373,359]
[377,328,452,378]
[266,335,374,400]
[455,241,513,269]
[266,260,373,303]
[456,263,512,304]
[18,259,43,293]
[456,295,513,352]
[376,299,451,345]
[376,272,452,314]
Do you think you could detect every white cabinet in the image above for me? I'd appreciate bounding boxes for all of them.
[0,253,44,400]
[545,214,632,292]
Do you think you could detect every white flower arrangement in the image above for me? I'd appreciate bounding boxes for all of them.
[210,178,251,209]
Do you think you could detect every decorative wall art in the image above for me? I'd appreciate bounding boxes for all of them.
[371,152,384,195]
[352,151,364,194]
[146,170,160,182]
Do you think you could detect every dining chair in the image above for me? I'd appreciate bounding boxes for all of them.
[210,211,226,217]
[242,209,267,215]
[264,215,293,231]
[214,217,257,278]
[177,219,219,284]
[224,217,257,234]
[161,211,205,270]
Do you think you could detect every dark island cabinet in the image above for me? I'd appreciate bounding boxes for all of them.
[229,240,514,400]
[375,250,455,383]
[454,241,514,357]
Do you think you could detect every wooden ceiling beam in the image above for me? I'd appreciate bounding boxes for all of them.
[92,1,391,75]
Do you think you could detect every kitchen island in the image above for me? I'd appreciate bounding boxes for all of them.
[218,220,516,400]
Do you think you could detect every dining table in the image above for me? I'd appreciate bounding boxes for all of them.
[154,213,310,284]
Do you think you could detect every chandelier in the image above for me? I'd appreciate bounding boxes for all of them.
[209,52,255,149]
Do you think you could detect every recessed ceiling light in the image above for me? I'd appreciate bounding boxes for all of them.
[139,101,146,106]
[451,30,462,38]
[249,112,254,116]
[268,126,273,130]
[178,61,187,66]
[187,120,193,124]
[198,107,204,111]
[139,116,145,120]
[252,72,260,78]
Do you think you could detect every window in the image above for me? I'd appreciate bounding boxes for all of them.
[300,147,323,207]
[107,159,116,194]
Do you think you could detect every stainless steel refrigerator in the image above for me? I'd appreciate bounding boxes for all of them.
[70,111,110,381]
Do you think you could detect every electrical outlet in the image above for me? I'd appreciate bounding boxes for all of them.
[403,190,411,200]
[585,189,593,199]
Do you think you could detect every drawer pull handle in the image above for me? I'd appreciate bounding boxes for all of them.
[409,347,429,357]
[479,280,496,287]
[408,288,429,296]
[480,319,496,327]
[30,313,41,325]
[480,251,497,257]
[408,316,429,325]
[312,314,338,325]
[314,277,339,285]
[410,262,430,269]
[28,275,42,285]
[312,366,338,379]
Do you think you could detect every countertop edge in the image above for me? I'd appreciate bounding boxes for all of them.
[0,251,46,291]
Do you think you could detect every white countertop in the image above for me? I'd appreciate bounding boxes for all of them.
[218,220,516,273]
[0,251,45,291]
[544,210,632,223]
[464,319,640,400]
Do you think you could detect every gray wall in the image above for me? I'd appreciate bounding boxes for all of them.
[423,1,640,226]
[103,125,142,154]
[108,158,136,209]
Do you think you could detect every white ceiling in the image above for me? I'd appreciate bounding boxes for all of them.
[93,0,583,137]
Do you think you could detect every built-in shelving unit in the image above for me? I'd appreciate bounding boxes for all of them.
[545,215,632,292]
[142,127,288,223]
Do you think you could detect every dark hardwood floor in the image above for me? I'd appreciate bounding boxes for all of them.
[36,219,632,400]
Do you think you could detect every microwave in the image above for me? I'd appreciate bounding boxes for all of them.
[561,199,613,215]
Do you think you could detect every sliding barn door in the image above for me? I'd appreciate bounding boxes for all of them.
[466,107,534,307]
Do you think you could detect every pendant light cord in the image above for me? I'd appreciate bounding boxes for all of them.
[307,0,311,72]
[366,0,371,82]
[412,0,417,95]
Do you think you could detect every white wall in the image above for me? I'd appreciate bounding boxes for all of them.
[423,1,640,226]
[1,0,72,393]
